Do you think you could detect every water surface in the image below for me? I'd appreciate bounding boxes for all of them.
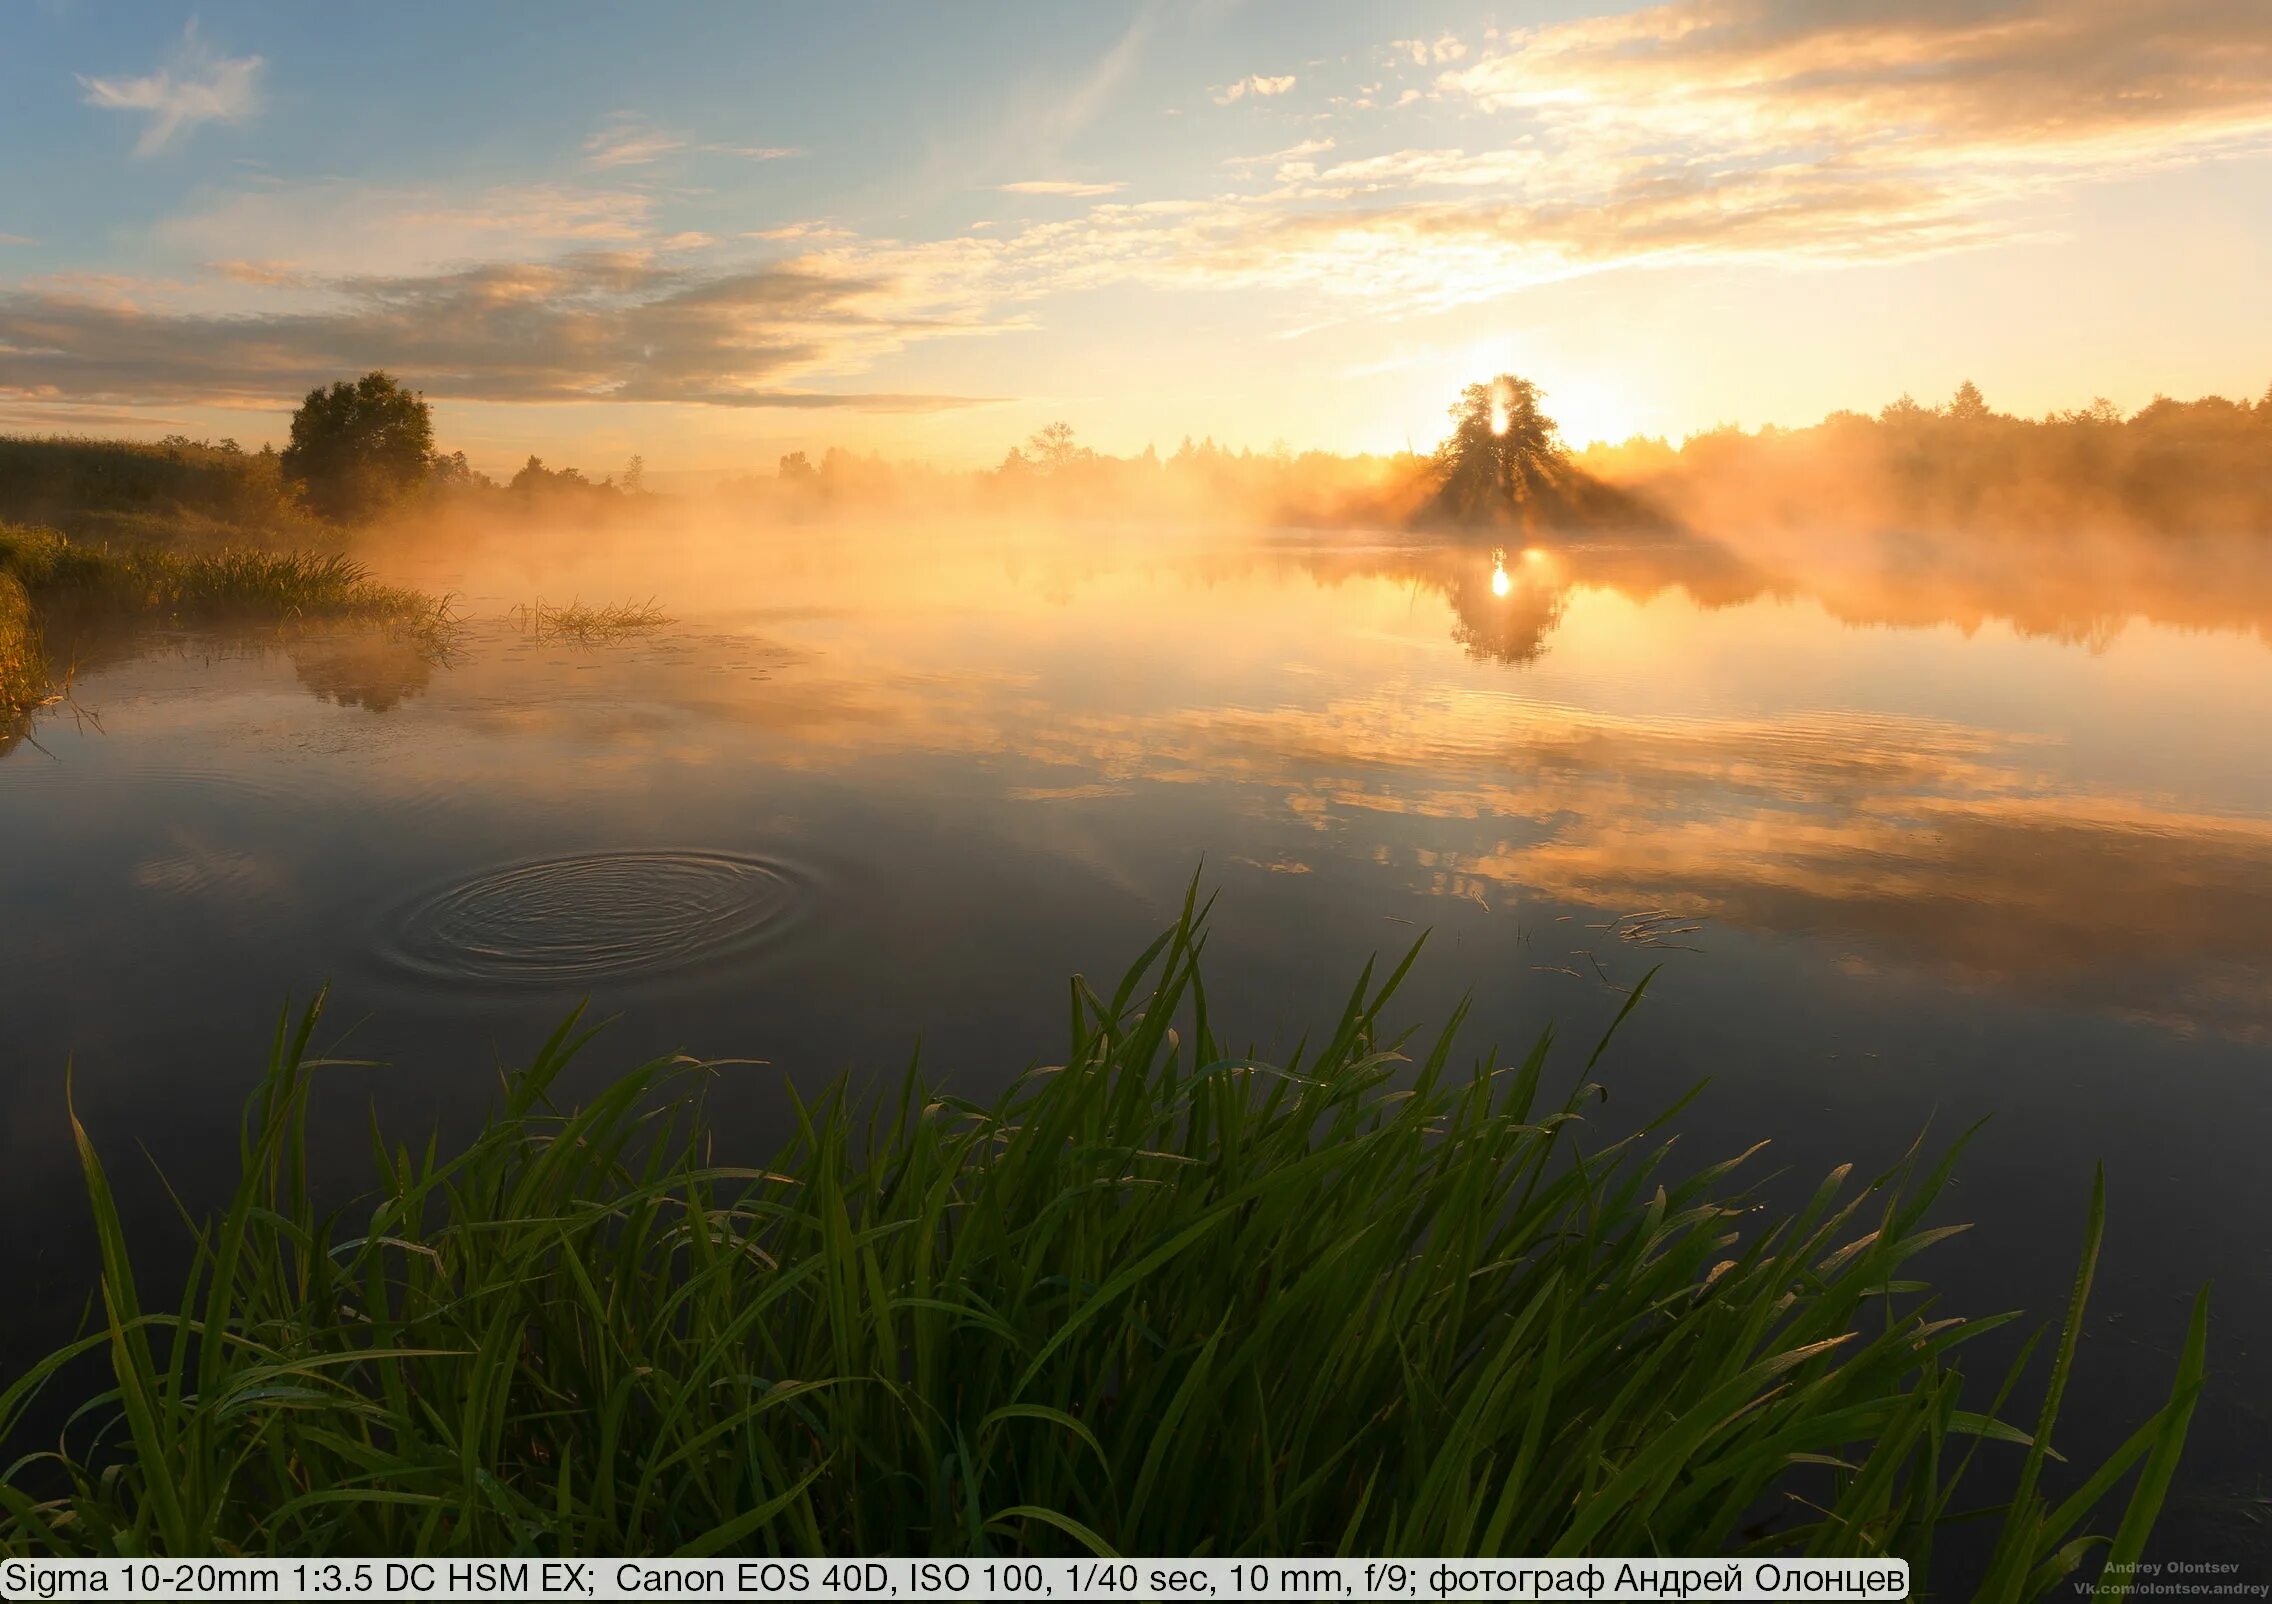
[4,517,2268,1556]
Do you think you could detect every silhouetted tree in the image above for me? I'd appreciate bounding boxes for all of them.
[1026,421,1090,474]
[1431,375,1569,524]
[280,371,435,522]
[1948,380,1992,422]
[427,448,483,488]
[509,455,597,494]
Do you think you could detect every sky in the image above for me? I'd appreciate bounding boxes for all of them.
[3,0,2270,476]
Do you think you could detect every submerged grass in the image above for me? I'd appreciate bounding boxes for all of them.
[0,888,2206,1589]
[511,596,672,643]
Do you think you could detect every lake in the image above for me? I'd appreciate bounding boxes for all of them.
[3,514,2267,1558]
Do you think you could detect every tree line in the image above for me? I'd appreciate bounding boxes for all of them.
[68,365,2272,537]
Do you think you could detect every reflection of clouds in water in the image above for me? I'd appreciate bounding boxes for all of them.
[36,529,2272,1041]
[314,600,2272,1036]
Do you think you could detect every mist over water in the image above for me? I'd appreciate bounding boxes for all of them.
[4,502,2271,1558]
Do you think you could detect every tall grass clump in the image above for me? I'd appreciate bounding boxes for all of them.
[0,523,431,625]
[0,568,51,724]
[0,890,2206,1589]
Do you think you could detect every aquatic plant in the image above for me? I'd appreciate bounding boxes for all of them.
[0,891,2205,1592]
[510,595,672,642]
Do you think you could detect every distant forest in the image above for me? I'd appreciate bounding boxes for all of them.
[4,375,2270,543]
[728,376,2272,540]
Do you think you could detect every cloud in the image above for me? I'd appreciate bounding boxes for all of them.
[1222,138,1334,170]
[400,183,656,243]
[156,180,668,277]
[999,180,1127,197]
[938,0,2272,320]
[204,258,309,287]
[1440,0,2272,181]
[744,221,856,242]
[0,233,37,247]
[583,114,798,169]
[78,22,262,156]
[1392,36,1466,65]
[584,120,685,169]
[1211,74,1297,105]
[0,251,1010,411]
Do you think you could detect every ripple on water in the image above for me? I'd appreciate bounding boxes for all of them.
[379,850,813,985]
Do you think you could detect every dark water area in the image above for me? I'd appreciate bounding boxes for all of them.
[3,519,2268,1564]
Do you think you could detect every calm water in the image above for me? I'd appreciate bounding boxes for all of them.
[4,518,2268,1557]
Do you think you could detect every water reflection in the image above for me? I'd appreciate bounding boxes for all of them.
[9,520,2272,1047]
[1337,518,2272,665]
[291,632,435,712]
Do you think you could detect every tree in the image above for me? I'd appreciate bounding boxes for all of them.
[509,455,593,494]
[427,448,481,488]
[280,371,435,522]
[1431,374,1569,524]
[1948,380,1992,422]
[1025,421,1090,475]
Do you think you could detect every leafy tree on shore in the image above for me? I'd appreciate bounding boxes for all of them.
[279,372,435,523]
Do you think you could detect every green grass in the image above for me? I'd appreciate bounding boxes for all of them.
[0,434,324,548]
[0,569,52,725]
[0,523,431,622]
[0,522,450,722]
[0,889,2206,1590]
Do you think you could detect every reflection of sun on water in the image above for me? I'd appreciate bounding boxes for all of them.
[1490,548,1513,597]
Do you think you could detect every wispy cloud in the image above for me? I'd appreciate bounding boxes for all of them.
[204,258,309,287]
[744,221,856,242]
[1000,179,1127,197]
[1211,74,1297,106]
[583,120,684,169]
[1032,0,2272,317]
[1222,138,1334,170]
[0,251,1010,411]
[1392,36,1466,66]
[1439,0,2272,180]
[583,113,798,169]
[78,21,262,157]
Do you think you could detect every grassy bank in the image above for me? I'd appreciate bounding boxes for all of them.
[0,434,325,549]
[0,522,442,724]
[0,895,2205,1590]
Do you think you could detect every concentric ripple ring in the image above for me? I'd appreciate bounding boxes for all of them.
[380,850,810,983]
